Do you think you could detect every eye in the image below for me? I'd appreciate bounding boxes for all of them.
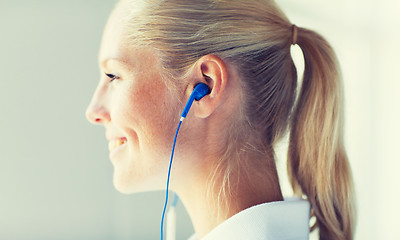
[104,72,119,82]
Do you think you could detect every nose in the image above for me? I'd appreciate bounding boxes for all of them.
[86,85,110,125]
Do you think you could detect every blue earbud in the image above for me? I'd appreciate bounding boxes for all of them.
[180,83,210,119]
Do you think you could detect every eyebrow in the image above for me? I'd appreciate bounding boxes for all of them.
[99,57,132,69]
[100,58,121,67]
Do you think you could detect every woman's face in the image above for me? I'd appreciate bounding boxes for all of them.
[86,3,181,193]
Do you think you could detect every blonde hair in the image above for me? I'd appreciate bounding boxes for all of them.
[122,0,356,238]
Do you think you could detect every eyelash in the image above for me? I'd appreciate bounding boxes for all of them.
[105,73,119,82]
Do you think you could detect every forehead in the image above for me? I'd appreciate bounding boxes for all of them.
[98,0,146,67]
[98,3,127,65]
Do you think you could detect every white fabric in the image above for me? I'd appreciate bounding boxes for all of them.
[187,198,310,240]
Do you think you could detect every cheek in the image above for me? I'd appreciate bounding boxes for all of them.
[133,87,179,153]
[109,82,180,192]
[115,79,180,159]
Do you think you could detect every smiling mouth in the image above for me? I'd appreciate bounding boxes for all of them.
[108,138,127,152]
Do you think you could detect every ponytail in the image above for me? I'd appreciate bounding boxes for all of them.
[288,28,356,239]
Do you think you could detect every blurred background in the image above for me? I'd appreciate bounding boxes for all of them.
[0,0,399,239]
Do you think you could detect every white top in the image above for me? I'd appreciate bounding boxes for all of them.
[187,198,310,240]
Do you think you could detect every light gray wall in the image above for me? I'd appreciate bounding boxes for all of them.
[0,1,193,239]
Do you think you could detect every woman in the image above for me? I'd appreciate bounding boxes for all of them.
[86,0,356,239]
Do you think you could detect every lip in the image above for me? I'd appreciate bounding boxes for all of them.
[108,137,128,161]
[106,134,125,141]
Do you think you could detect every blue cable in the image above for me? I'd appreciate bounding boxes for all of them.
[161,120,183,240]
[160,83,209,240]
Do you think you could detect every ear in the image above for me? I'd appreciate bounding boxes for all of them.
[186,55,228,119]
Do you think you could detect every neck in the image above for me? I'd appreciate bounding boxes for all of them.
[175,153,283,239]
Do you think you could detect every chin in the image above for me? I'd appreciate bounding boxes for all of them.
[113,181,133,194]
[112,170,136,194]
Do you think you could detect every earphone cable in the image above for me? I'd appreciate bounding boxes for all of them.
[161,119,183,240]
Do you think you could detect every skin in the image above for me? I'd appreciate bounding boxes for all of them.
[86,1,283,238]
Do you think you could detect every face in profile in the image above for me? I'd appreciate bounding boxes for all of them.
[85,1,181,193]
